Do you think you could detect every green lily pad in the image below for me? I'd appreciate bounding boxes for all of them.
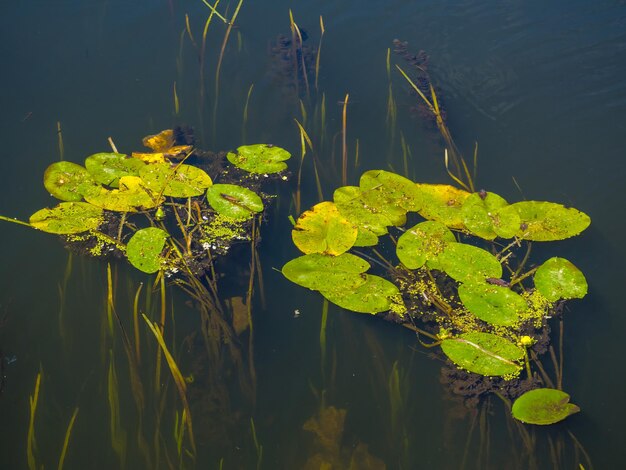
[29,202,103,234]
[84,176,163,212]
[415,183,471,229]
[43,161,101,202]
[534,257,588,302]
[510,201,591,241]
[226,144,291,174]
[353,227,379,247]
[333,186,396,236]
[206,183,263,220]
[461,192,521,240]
[396,221,456,269]
[359,170,423,212]
[84,152,146,188]
[139,163,213,197]
[512,388,580,425]
[292,201,358,255]
[434,243,502,282]
[458,282,527,326]
[320,274,401,314]
[126,227,168,274]
[282,253,370,291]
[440,332,524,376]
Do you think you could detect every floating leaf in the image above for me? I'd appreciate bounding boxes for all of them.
[126,227,168,274]
[226,144,291,174]
[29,202,103,234]
[43,161,100,202]
[84,176,163,212]
[139,163,212,197]
[142,129,176,152]
[359,169,422,212]
[511,201,591,241]
[396,221,456,269]
[415,183,471,229]
[440,332,524,376]
[84,152,146,188]
[206,183,263,220]
[320,275,401,314]
[434,243,502,282]
[333,186,400,235]
[461,192,520,240]
[534,257,588,302]
[458,282,527,326]
[282,253,370,291]
[353,227,379,247]
[512,388,580,425]
[292,201,357,255]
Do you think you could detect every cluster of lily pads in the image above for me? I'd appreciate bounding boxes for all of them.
[282,169,588,425]
[6,129,291,274]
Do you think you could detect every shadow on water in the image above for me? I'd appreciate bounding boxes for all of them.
[1,0,626,469]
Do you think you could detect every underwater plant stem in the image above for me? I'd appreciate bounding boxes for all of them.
[341,93,349,186]
[246,217,258,393]
[57,407,79,470]
[133,283,144,364]
[400,322,439,341]
[242,83,254,143]
[523,347,532,379]
[315,16,325,91]
[509,266,539,287]
[320,299,328,382]
[27,369,42,470]
[559,318,564,391]
[530,350,555,389]
[213,0,244,141]
[201,0,228,23]
[57,121,65,161]
[142,314,197,455]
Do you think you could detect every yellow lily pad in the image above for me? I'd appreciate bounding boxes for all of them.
[139,163,212,198]
[415,183,471,229]
[29,202,103,234]
[292,201,357,255]
[510,201,591,241]
[84,176,163,212]
[84,152,146,188]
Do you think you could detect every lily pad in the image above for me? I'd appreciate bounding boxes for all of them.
[458,282,527,326]
[136,129,192,162]
[84,152,146,188]
[512,388,580,425]
[333,186,398,235]
[320,274,401,314]
[226,144,291,174]
[434,243,502,282]
[126,227,168,274]
[510,201,591,241]
[84,176,163,212]
[291,201,358,255]
[139,163,212,198]
[461,192,520,240]
[353,227,379,247]
[282,253,370,291]
[43,161,101,202]
[534,257,588,302]
[206,184,263,220]
[29,202,103,234]
[359,170,422,212]
[396,221,456,269]
[415,183,471,229]
[440,332,524,376]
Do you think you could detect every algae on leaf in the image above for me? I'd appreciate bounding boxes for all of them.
[461,191,520,240]
[84,152,146,188]
[434,242,502,282]
[320,275,402,314]
[415,183,470,229]
[396,220,456,269]
[126,227,168,274]
[511,201,590,241]
[43,161,101,202]
[458,282,527,326]
[139,163,213,197]
[534,257,588,302]
[512,388,580,425]
[291,201,357,255]
[440,332,524,377]
[359,169,423,212]
[206,183,263,220]
[226,144,291,174]
[29,202,103,234]
[282,253,370,291]
[84,176,163,212]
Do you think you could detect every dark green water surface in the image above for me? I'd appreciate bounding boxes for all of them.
[1,1,625,468]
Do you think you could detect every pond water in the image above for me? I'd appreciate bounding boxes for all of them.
[1,0,625,468]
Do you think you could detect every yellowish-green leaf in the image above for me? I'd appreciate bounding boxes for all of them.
[29,202,103,234]
[415,183,471,229]
[292,201,357,255]
[43,161,100,202]
[511,201,591,241]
